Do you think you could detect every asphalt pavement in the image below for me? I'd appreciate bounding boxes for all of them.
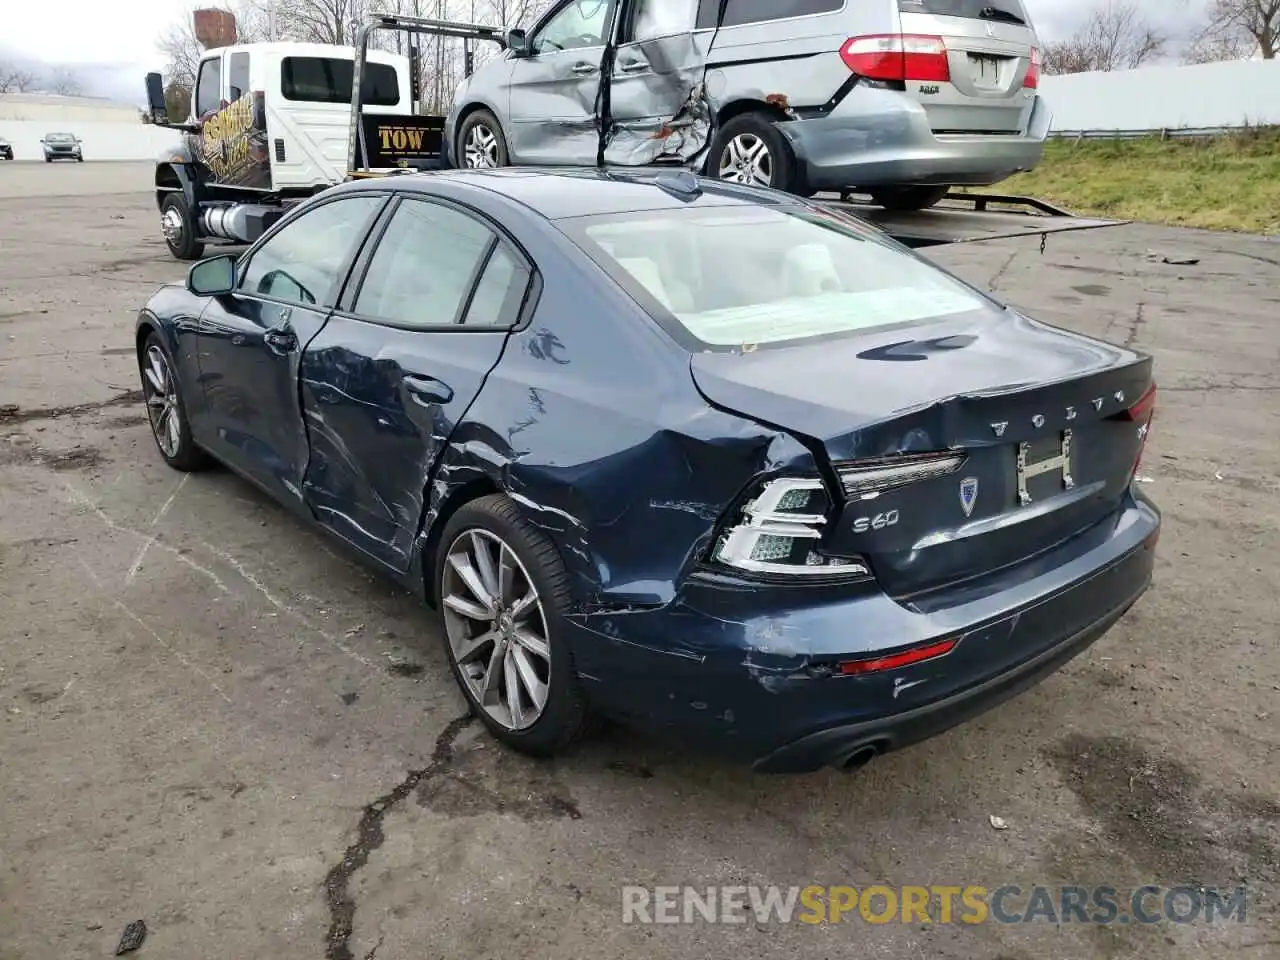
[1,161,1276,960]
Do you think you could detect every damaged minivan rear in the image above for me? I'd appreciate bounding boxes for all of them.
[446,0,1048,209]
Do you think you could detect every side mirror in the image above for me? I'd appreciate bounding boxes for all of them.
[144,71,169,124]
[187,255,237,297]
[507,28,530,57]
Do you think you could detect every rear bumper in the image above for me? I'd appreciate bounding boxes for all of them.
[777,86,1050,191]
[568,492,1158,772]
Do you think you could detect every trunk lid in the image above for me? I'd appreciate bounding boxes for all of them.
[690,310,1154,599]
[896,0,1038,134]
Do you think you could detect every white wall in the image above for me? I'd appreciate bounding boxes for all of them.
[0,122,181,161]
[1040,58,1280,132]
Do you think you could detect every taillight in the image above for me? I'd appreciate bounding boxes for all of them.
[1121,383,1157,478]
[840,34,951,83]
[711,477,869,578]
[1023,47,1040,88]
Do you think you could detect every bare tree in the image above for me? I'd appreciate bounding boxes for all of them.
[0,64,38,93]
[50,67,82,96]
[1041,0,1167,75]
[1189,0,1279,60]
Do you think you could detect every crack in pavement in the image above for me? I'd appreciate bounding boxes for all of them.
[0,390,143,425]
[1123,302,1145,348]
[322,714,476,960]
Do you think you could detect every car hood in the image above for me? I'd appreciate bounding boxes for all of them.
[688,308,1151,462]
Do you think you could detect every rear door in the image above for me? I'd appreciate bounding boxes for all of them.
[506,0,622,164]
[895,0,1037,134]
[602,0,714,165]
[299,194,534,572]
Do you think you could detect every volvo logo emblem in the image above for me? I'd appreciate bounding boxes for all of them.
[959,477,979,517]
[1032,414,1046,428]
[991,421,1008,437]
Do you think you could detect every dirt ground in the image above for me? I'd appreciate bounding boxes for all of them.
[1,162,1277,960]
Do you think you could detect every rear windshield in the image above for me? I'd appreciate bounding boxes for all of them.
[898,0,1029,25]
[556,204,997,351]
[280,57,400,106]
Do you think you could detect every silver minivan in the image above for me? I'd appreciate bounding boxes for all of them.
[445,0,1048,210]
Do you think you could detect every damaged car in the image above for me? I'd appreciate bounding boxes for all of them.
[134,167,1159,772]
[446,0,1048,209]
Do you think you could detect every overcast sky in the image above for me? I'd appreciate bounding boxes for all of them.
[4,0,1208,70]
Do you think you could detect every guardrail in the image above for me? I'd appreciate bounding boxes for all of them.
[1047,125,1275,141]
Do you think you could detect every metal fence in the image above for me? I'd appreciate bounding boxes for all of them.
[1047,126,1269,141]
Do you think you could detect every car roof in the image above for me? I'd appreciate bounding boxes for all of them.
[363,167,796,220]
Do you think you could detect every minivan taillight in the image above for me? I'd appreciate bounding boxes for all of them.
[840,34,951,83]
[1024,47,1041,88]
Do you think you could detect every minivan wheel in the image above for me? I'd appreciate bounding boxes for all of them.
[458,109,508,169]
[870,185,951,212]
[435,494,588,757]
[709,112,803,194]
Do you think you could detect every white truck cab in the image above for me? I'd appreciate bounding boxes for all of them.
[189,42,412,191]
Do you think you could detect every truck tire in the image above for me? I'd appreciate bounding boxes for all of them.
[160,192,205,261]
[457,109,508,169]
[870,185,951,212]
[707,112,807,195]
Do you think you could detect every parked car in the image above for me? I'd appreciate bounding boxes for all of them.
[41,132,83,161]
[446,0,1048,210]
[134,168,1159,772]
[0,136,13,161]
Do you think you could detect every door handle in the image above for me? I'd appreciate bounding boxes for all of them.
[571,62,597,74]
[403,375,454,405]
[618,58,650,72]
[263,325,297,356]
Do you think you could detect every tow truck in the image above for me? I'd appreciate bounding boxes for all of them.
[145,12,1123,261]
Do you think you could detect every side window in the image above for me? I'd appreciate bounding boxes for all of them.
[228,52,250,101]
[353,199,525,329]
[720,0,842,28]
[627,0,699,42]
[462,246,532,328]
[532,0,618,53]
[238,196,384,307]
[194,57,222,116]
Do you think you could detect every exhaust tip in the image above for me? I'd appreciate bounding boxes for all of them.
[839,743,884,771]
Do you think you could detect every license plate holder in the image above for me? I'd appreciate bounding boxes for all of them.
[970,54,1002,85]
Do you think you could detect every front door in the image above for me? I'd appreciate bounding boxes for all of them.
[506,0,621,164]
[299,194,533,571]
[603,0,715,165]
[196,194,387,504]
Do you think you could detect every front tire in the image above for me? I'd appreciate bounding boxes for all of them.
[435,494,588,757]
[457,109,509,169]
[139,332,209,472]
[870,185,951,211]
[707,112,805,195]
[160,191,205,261]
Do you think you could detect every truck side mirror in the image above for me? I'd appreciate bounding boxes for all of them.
[145,72,169,124]
[507,28,530,57]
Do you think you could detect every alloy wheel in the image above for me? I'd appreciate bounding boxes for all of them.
[718,133,773,187]
[464,124,499,168]
[142,344,182,458]
[441,528,552,730]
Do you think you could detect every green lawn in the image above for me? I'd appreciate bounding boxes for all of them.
[980,128,1280,235]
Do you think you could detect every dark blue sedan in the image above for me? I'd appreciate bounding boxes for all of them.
[135,168,1160,773]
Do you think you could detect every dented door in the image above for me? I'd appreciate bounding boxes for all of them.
[603,0,714,166]
[507,0,622,164]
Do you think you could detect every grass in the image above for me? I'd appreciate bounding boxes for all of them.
[978,127,1280,235]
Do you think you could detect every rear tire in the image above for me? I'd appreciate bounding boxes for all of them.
[160,192,205,261]
[457,109,509,169]
[707,112,806,195]
[870,185,951,211]
[434,494,589,758]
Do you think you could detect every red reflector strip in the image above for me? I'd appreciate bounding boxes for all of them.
[1125,383,1157,423]
[838,637,958,676]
